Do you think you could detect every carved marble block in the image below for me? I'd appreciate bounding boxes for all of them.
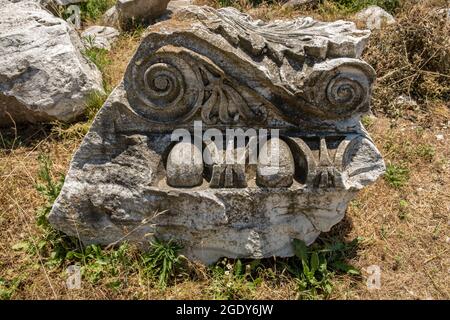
[49,6,385,264]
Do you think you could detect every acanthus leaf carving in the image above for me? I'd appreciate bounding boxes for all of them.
[200,63,262,125]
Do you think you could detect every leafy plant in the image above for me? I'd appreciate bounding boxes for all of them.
[141,238,183,289]
[33,154,80,267]
[0,278,21,300]
[361,115,375,128]
[35,154,65,229]
[65,243,133,285]
[398,199,408,220]
[80,0,115,22]
[285,238,360,299]
[384,163,410,188]
[84,91,108,121]
[218,0,235,6]
[83,47,111,74]
[289,240,332,299]
[415,144,435,162]
[209,259,261,299]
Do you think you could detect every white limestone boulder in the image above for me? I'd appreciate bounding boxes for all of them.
[0,0,104,125]
[355,5,396,30]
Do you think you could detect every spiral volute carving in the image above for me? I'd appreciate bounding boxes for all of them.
[125,49,204,123]
[306,59,375,119]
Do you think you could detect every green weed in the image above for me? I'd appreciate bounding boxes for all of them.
[65,243,133,285]
[286,238,360,299]
[84,91,108,121]
[0,278,21,300]
[83,47,111,74]
[384,163,410,188]
[80,0,115,22]
[398,199,408,220]
[34,155,80,267]
[141,238,183,289]
[209,259,262,299]
[361,115,375,128]
[415,144,435,162]
[35,154,65,229]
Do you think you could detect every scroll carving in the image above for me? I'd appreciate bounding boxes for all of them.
[126,45,266,125]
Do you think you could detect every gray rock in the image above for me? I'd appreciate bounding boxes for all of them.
[355,5,396,30]
[0,0,104,125]
[117,0,170,28]
[49,6,384,264]
[82,26,120,51]
[102,6,120,28]
[167,0,193,13]
[283,0,317,9]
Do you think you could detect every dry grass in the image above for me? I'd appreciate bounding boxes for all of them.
[1,115,448,299]
[103,31,143,88]
[364,0,450,118]
[0,0,449,300]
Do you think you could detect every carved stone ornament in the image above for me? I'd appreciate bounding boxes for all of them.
[49,6,385,264]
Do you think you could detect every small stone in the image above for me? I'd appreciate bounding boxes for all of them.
[166,141,204,187]
[282,0,317,9]
[394,95,418,108]
[117,0,170,28]
[436,134,444,141]
[102,6,119,28]
[355,5,396,30]
[82,26,120,51]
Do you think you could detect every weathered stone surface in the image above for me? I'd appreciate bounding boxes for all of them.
[355,5,396,30]
[49,6,385,264]
[257,138,295,188]
[168,0,193,12]
[102,6,120,28]
[82,26,120,51]
[0,0,104,125]
[167,141,204,187]
[117,0,170,27]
